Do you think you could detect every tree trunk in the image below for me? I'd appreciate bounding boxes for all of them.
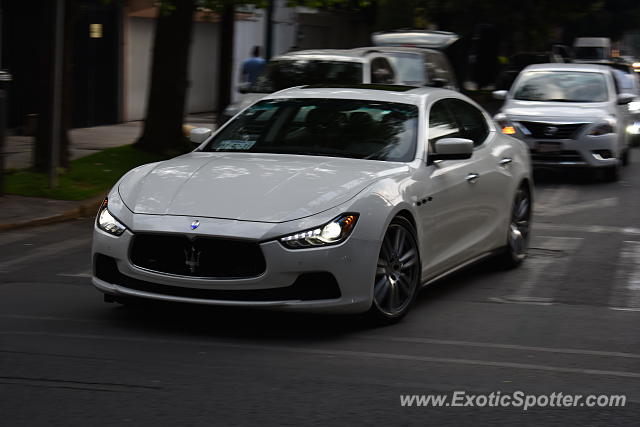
[135,0,196,153]
[34,0,74,172]
[216,2,235,114]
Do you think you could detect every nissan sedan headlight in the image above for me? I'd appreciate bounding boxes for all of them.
[96,198,126,236]
[587,122,615,136]
[279,214,359,249]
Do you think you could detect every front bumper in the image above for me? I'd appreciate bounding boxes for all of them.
[91,214,379,314]
[518,133,619,168]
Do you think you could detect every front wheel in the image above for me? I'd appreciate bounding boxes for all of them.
[603,163,620,182]
[497,185,531,269]
[366,216,421,324]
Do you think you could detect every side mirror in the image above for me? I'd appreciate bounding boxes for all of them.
[617,93,636,105]
[492,90,508,100]
[189,127,212,145]
[429,138,474,163]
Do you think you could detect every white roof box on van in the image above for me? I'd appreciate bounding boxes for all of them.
[372,30,459,50]
[573,37,611,48]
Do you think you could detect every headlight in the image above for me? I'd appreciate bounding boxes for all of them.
[279,214,359,249]
[494,114,522,136]
[96,198,126,236]
[628,101,640,113]
[588,123,615,136]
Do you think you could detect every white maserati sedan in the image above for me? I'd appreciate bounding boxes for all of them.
[92,85,532,322]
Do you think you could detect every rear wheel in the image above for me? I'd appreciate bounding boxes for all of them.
[497,185,531,269]
[367,216,420,324]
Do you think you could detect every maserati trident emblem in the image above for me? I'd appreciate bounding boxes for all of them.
[190,220,200,230]
[184,244,202,274]
[543,126,559,136]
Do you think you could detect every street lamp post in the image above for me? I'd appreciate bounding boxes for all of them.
[49,0,65,189]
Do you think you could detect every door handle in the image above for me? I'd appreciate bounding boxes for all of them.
[465,173,479,184]
[499,157,513,166]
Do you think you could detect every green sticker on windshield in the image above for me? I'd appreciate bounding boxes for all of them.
[217,140,256,150]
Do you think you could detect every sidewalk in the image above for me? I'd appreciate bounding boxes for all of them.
[3,113,216,170]
[0,113,216,231]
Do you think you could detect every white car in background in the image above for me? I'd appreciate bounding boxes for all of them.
[93,85,532,323]
[220,49,402,124]
[493,63,635,181]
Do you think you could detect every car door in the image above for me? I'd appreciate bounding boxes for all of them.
[418,99,483,278]
[446,98,515,256]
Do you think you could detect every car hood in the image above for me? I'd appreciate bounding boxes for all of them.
[119,152,405,223]
[503,100,611,122]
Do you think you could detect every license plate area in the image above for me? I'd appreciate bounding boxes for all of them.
[536,142,562,153]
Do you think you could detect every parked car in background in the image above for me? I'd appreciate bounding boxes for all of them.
[94,85,532,323]
[493,63,635,181]
[352,46,459,91]
[219,49,402,125]
[371,30,463,87]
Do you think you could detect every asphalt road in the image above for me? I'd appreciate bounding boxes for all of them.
[2,150,640,426]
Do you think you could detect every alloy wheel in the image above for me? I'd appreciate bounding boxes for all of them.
[373,219,420,318]
[508,187,531,261]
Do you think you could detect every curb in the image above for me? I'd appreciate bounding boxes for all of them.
[0,194,106,233]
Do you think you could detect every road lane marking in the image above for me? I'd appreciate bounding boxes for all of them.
[534,186,578,214]
[609,241,640,310]
[360,335,640,359]
[2,331,640,379]
[57,271,92,278]
[0,237,90,272]
[534,223,640,236]
[0,232,33,247]
[505,236,583,302]
[535,197,618,217]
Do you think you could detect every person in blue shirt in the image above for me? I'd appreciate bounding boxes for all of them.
[240,46,266,87]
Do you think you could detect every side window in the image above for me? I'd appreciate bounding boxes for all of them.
[428,100,460,151]
[371,57,396,84]
[446,99,489,147]
[424,51,452,88]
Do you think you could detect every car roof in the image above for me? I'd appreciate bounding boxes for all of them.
[262,84,455,106]
[522,63,613,73]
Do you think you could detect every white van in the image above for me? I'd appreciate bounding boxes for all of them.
[573,37,612,63]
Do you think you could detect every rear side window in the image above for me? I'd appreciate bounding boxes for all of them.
[371,57,396,84]
[424,51,457,89]
[428,100,460,150]
[446,99,489,147]
[387,53,425,85]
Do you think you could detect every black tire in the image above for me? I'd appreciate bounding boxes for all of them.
[603,164,620,182]
[496,185,531,269]
[366,216,421,324]
[621,148,630,167]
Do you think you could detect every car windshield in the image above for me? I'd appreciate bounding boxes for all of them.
[204,98,419,162]
[249,59,364,93]
[512,71,609,102]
